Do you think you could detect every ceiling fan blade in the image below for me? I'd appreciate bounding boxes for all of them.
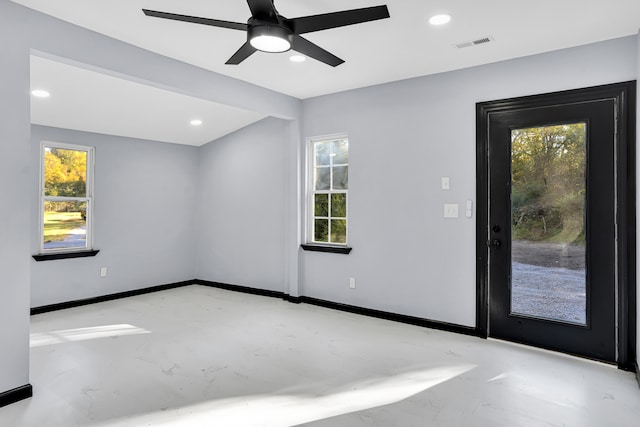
[288,5,390,34]
[246,0,278,20]
[225,42,257,65]
[291,35,344,67]
[142,9,248,31]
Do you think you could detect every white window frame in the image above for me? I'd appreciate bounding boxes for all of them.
[39,141,95,253]
[306,134,349,246]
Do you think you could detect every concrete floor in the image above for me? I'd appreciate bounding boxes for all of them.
[1,285,638,426]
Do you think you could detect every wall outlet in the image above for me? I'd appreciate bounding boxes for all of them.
[100,267,108,278]
[349,277,356,289]
[444,203,459,218]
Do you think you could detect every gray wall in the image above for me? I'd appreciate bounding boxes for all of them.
[0,0,31,395]
[30,126,199,307]
[300,36,638,327]
[196,118,289,292]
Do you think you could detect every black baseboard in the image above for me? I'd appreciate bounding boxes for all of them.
[31,280,195,315]
[0,384,32,408]
[284,295,303,304]
[195,279,286,300]
[298,296,482,338]
[30,279,480,339]
[196,280,480,338]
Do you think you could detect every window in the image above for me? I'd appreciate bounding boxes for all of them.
[307,136,349,246]
[40,142,94,253]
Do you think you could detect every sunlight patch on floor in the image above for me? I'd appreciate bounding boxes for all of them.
[30,324,151,347]
[95,364,475,427]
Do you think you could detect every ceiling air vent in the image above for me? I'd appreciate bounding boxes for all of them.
[455,35,495,49]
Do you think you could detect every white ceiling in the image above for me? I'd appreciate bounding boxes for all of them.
[30,56,266,146]
[16,0,640,145]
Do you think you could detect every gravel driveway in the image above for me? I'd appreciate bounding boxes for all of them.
[510,241,586,324]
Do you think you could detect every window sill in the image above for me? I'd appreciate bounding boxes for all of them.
[301,244,352,254]
[32,250,100,262]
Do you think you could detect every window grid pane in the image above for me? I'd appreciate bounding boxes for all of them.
[330,193,347,218]
[332,140,349,165]
[330,219,347,244]
[332,166,348,190]
[314,219,329,242]
[315,142,331,166]
[314,193,329,217]
[315,167,331,190]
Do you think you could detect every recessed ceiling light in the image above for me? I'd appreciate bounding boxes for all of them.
[31,89,50,98]
[290,55,306,63]
[429,14,452,26]
[190,119,203,126]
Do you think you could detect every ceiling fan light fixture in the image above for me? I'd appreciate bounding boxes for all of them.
[250,35,290,52]
[248,25,292,53]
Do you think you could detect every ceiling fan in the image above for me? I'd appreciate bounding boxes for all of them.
[143,0,390,67]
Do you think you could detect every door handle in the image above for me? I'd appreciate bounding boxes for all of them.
[487,239,502,248]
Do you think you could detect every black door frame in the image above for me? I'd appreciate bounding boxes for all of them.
[476,81,637,370]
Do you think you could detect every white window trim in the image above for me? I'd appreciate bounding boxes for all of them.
[39,141,95,254]
[306,134,349,246]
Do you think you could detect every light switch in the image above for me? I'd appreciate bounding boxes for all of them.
[441,177,450,190]
[444,203,459,218]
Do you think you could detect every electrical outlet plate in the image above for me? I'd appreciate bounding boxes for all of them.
[444,203,459,218]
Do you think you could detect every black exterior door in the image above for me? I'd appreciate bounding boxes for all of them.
[476,82,636,366]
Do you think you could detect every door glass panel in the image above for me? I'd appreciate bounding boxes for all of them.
[510,123,586,325]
